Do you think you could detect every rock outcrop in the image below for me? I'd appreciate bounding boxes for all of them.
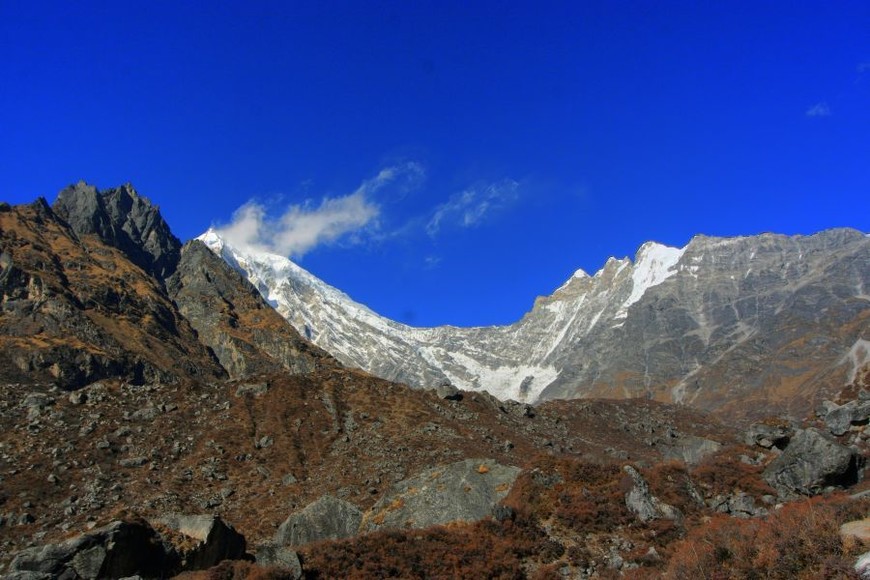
[0,198,226,388]
[623,465,681,523]
[763,428,861,495]
[169,240,332,378]
[53,181,181,281]
[363,458,521,532]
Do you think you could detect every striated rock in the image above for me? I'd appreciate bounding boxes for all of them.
[275,495,363,547]
[623,465,681,523]
[763,428,861,496]
[363,458,521,532]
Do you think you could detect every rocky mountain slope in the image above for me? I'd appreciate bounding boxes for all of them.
[201,228,870,421]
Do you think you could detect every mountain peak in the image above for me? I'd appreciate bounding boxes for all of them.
[53,182,181,281]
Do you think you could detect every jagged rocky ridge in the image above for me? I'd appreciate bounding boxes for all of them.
[0,182,330,388]
[201,228,870,420]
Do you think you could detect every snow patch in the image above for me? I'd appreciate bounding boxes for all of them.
[614,242,685,319]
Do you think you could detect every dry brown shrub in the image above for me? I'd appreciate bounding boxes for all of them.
[665,494,869,579]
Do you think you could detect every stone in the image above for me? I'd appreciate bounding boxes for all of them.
[8,519,174,579]
[825,400,870,436]
[254,544,303,578]
[623,465,681,523]
[363,458,521,532]
[841,518,870,543]
[433,381,462,401]
[745,421,793,449]
[763,428,861,496]
[155,514,246,571]
[275,495,363,547]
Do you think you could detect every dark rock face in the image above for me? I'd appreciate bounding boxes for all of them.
[763,428,861,495]
[169,241,332,378]
[363,458,521,532]
[275,495,363,547]
[53,181,181,282]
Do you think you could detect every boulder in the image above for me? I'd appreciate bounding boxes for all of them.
[8,519,174,579]
[763,428,861,496]
[824,400,870,436]
[155,514,246,571]
[433,380,462,400]
[623,465,681,523]
[363,458,521,532]
[275,495,363,547]
[745,421,794,449]
[254,544,303,578]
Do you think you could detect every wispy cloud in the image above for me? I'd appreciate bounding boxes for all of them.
[426,179,520,236]
[215,162,424,258]
[858,62,870,73]
[805,102,832,117]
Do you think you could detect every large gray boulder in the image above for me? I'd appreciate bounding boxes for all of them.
[8,519,174,579]
[763,428,861,495]
[275,495,363,547]
[363,458,521,532]
[154,514,246,571]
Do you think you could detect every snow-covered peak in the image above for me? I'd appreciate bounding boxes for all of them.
[555,268,590,292]
[614,242,685,320]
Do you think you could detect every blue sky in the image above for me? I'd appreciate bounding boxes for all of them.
[2,1,868,327]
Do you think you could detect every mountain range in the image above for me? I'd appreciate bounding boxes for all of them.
[200,225,870,421]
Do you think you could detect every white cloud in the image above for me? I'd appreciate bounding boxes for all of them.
[215,163,422,258]
[805,102,832,117]
[426,179,519,236]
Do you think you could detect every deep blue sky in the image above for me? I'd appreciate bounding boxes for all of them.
[2,1,868,326]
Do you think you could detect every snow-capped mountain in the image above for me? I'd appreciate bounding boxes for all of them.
[199,228,870,420]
